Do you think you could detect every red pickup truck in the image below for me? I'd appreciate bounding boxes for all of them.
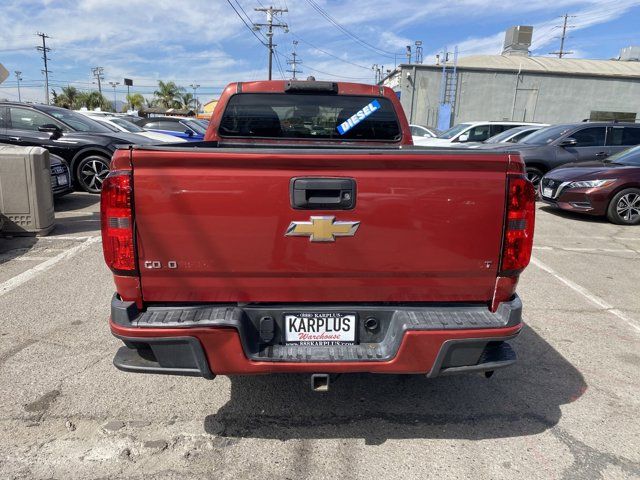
[102,80,535,391]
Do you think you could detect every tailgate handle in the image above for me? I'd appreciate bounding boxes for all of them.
[291,178,356,210]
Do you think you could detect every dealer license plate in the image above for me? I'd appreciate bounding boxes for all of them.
[284,312,356,345]
[57,174,68,186]
[543,187,553,198]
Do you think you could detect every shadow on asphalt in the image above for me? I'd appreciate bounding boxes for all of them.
[54,192,100,212]
[538,205,609,224]
[52,212,101,236]
[204,325,586,444]
[0,236,37,264]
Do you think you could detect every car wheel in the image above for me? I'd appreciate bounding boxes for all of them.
[76,155,110,194]
[525,167,544,187]
[607,188,640,225]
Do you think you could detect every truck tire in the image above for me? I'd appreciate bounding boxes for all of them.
[76,155,111,194]
[607,188,640,225]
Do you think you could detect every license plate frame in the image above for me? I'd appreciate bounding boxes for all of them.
[284,312,357,346]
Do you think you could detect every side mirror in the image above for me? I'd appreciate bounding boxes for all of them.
[559,137,577,147]
[184,129,194,137]
[458,133,470,142]
[38,124,62,138]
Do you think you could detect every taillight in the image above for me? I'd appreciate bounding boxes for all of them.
[101,170,136,275]
[500,175,536,275]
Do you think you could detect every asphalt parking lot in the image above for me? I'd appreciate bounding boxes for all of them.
[0,192,639,480]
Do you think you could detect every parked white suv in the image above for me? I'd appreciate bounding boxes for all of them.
[413,121,543,147]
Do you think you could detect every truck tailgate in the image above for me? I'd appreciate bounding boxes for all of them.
[131,148,509,303]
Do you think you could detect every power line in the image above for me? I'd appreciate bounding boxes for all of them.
[289,31,371,70]
[225,0,267,47]
[303,0,400,59]
[274,50,370,80]
[36,32,52,105]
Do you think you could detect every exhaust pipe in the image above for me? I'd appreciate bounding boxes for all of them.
[310,373,330,392]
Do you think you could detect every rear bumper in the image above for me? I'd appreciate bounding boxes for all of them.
[109,294,523,377]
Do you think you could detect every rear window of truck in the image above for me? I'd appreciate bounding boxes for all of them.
[219,93,401,141]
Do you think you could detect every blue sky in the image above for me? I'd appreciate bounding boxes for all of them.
[0,0,639,105]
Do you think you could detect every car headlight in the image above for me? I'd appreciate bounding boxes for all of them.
[568,179,615,189]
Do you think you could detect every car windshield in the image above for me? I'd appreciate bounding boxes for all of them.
[39,107,114,133]
[93,119,121,132]
[438,123,471,139]
[520,125,571,145]
[182,119,207,135]
[608,145,640,166]
[484,129,524,144]
[109,118,145,133]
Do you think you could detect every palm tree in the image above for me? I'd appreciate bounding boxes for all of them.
[178,92,195,110]
[153,80,184,109]
[77,91,112,111]
[53,86,82,109]
[126,93,145,110]
[145,97,156,108]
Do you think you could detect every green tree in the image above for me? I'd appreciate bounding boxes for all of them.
[153,80,184,108]
[77,91,112,111]
[126,93,145,110]
[178,92,195,110]
[53,86,82,109]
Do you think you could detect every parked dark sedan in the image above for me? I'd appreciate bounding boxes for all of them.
[539,145,640,225]
[498,122,640,186]
[49,153,73,197]
[0,102,153,193]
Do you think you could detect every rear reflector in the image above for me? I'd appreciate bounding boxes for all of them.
[500,175,536,275]
[101,170,136,275]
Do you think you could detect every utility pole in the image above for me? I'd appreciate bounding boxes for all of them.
[414,40,423,64]
[190,83,200,112]
[371,64,382,84]
[108,81,119,111]
[253,6,288,80]
[36,32,51,105]
[549,13,575,58]
[286,40,303,80]
[91,67,104,94]
[14,71,22,102]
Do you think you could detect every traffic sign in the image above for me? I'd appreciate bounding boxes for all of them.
[0,63,9,84]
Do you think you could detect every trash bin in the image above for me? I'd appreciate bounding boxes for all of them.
[0,145,55,236]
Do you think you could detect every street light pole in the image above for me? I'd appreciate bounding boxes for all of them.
[15,71,22,102]
[190,83,200,112]
[108,81,120,112]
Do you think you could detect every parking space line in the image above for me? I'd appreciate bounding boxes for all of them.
[533,246,638,254]
[34,236,95,241]
[0,237,101,298]
[14,256,56,262]
[530,257,640,334]
[537,236,640,241]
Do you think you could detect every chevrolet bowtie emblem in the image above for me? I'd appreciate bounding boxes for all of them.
[285,216,360,242]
